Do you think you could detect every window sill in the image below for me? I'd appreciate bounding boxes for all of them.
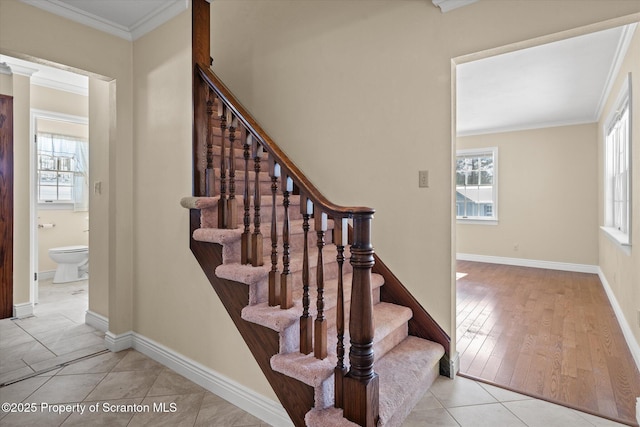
[600,226,631,252]
[457,218,498,225]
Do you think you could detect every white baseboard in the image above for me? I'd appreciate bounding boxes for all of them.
[450,351,459,379]
[13,302,34,318]
[38,270,55,281]
[104,330,134,352]
[100,330,291,426]
[597,269,640,372]
[85,310,109,332]
[131,333,292,427]
[456,253,599,274]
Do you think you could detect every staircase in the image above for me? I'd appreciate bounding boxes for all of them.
[185,3,449,425]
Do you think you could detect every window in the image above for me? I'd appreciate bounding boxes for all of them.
[456,147,497,222]
[37,132,88,209]
[603,73,632,246]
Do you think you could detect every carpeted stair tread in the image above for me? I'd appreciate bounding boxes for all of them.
[191,218,336,245]
[240,272,385,332]
[214,243,351,287]
[269,303,412,388]
[305,336,445,427]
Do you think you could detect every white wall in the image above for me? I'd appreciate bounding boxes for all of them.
[457,124,599,266]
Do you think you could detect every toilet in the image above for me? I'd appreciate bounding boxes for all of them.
[49,245,89,283]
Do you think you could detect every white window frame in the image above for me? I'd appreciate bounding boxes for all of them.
[456,147,498,224]
[602,73,632,248]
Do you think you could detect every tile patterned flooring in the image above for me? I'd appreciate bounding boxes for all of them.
[0,279,631,426]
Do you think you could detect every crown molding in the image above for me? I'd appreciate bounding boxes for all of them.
[432,0,479,13]
[20,0,188,41]
[594,22,637,121]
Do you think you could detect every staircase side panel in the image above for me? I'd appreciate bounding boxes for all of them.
[189,210,314,426]
[374,253,450,358]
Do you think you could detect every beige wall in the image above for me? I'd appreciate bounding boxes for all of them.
[0,0,133,331]
[211,0,640,352]
[2,0,639,411]
[11,73,30,305]
[598,26,640,346]
[0,73,12,96]
[131,6,276,399]
[457,125,599,265]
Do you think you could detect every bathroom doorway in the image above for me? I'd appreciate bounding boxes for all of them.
[33,110,90,321]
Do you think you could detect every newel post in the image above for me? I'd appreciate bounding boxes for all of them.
[343,212,379,427]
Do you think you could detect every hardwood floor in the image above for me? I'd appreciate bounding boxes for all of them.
[456,260,640,426]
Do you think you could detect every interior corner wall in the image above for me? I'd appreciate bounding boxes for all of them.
[598,25,640,347]
[457,124,599,266]
[0,0,134,333]
[210,0,640,351]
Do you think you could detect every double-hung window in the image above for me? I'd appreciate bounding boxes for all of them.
[37,132,89,210]
[456,147,498,222]
[603,73,632,246]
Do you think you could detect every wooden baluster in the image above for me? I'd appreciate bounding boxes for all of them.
[334,217,348,409]
[343,212,379,426]
[241,133,253,264]
[280,176,294,309]
[217,102,228,228]
[299,197,313,354]
[226,111,238,229]
[268,159,281,306]
[205,91,215,197]
[314,211,328,359]
[251,144,264,267]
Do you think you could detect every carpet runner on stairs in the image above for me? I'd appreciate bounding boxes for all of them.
[181,195,445,426]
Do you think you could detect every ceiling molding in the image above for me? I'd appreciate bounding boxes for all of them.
[0,63,12,76]
[1,55,88,96]
[19,0,188,41]
[130,0,189,41]
[432,0,479,13]
[457,117,599,138]
[594,23,637,122]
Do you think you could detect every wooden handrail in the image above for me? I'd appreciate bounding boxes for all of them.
[196,64,374,219]
[194,61,379,426]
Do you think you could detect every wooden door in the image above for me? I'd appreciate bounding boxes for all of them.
[0,95,13,319]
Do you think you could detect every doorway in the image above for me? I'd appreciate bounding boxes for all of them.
[32,111,90,322]
[452,19,639,426]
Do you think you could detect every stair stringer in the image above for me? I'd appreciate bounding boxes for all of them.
[188,209,313,427]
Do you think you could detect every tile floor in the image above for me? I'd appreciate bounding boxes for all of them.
[0,279,631,426]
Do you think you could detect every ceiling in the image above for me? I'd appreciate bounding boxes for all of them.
[457,23,637,136]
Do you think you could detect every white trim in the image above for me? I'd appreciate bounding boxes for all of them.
[99,331,291,425]
[31,76,88,97]
[449,351,459,379]
[85,310,109,332]
[13,302,34,318]
[597,268,640,371]
[595,23,637,121]
[432,0,478,13]
[130,0,190,41]
[131,333,292,427]
[104,330,134,353]
[456,253,599,274]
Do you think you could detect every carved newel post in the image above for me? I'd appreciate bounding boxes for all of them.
[343,211,379,427]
